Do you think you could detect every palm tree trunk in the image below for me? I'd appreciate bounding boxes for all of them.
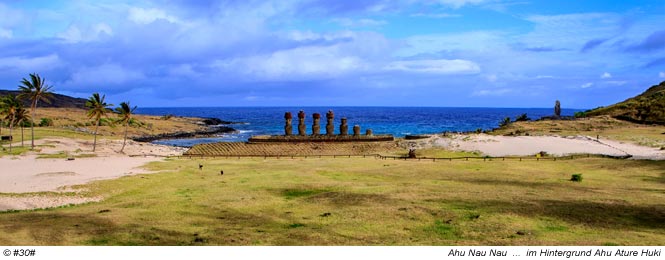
[8,116,13,153]
[30,101,37,149]
[93,118,100,152]
[120,122,128,153]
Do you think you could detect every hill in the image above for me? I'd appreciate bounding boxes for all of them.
[0,90,87,109]
[584,81,665,125]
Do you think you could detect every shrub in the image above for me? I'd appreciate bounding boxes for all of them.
[574,111,587,118]
[515,113,530,122]
[39,118,54,127]
[570,174,583,182]
[475,128,483,134]
[499,117,511,127]
[161,114,174,120]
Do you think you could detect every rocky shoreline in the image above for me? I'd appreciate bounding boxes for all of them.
[132,117,239,143]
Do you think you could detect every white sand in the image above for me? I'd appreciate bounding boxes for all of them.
[405,134,665,160]
[0,137,186,211]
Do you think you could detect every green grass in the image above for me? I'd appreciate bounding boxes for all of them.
[0,156,663,245]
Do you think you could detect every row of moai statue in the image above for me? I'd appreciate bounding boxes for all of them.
[284,110,373,137]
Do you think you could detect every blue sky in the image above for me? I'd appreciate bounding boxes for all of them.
[0,0,664,108]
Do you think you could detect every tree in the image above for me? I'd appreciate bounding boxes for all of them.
[1,95,21,152]
[115,101,137,153]
[18,73,54,149]
[554,100,561,117]
[85,93,113,152]
[14,107,30,147]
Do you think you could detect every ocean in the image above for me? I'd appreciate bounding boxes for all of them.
[136,107,582,147]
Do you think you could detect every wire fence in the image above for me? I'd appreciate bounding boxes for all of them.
[169,153,631,161]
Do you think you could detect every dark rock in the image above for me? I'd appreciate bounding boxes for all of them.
[132,126,236,142]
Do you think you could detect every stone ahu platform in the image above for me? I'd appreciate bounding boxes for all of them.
[248,134,394,143]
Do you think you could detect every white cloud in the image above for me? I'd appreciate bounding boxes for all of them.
[65,64,145,88]
[385,59,481,74]
[0,28,11,38]
[660,72,665,78]
[600,72,612,79]
[57,23,113,43]
[580,82,593,88]
[0,54,60,71]
[128,7,180,24]
[219,46,365,80]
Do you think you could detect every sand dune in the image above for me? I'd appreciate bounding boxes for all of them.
[0,138,185,211]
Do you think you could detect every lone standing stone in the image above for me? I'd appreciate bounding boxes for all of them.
[353,125,360,137]
[340,117,349,136]
[284,112,293,136]
[297,110,306,136]
[326,110,335,136]
[312,113,321,135]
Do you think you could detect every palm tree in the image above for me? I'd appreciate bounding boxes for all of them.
[85,93,113,152]
[14,107,30,147]
[18,73,54,149]
[115,101,137,153]
[1,95,21,152]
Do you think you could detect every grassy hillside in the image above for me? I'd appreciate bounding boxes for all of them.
[0,90,87,109]
[585,81,665,124]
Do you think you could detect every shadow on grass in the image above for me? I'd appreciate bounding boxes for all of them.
[446,199,665,229]
[0,212,118,245]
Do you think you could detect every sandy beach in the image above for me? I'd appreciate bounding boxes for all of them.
[0,138,186,211]
[405,134,665,160]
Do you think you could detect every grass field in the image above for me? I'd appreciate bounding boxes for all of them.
[0,155,663,245]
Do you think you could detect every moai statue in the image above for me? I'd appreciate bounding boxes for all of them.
[339,117,349,136]
[353,125,360,137]
[297,110,306,136]
[284,112,293,136]
[312,113,321,135]
[326,110,335,136]
[365,129,373,136]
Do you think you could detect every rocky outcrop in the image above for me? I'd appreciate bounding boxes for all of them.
[132,126,236,142]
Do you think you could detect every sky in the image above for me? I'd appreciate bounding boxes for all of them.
[0,0,664,108]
